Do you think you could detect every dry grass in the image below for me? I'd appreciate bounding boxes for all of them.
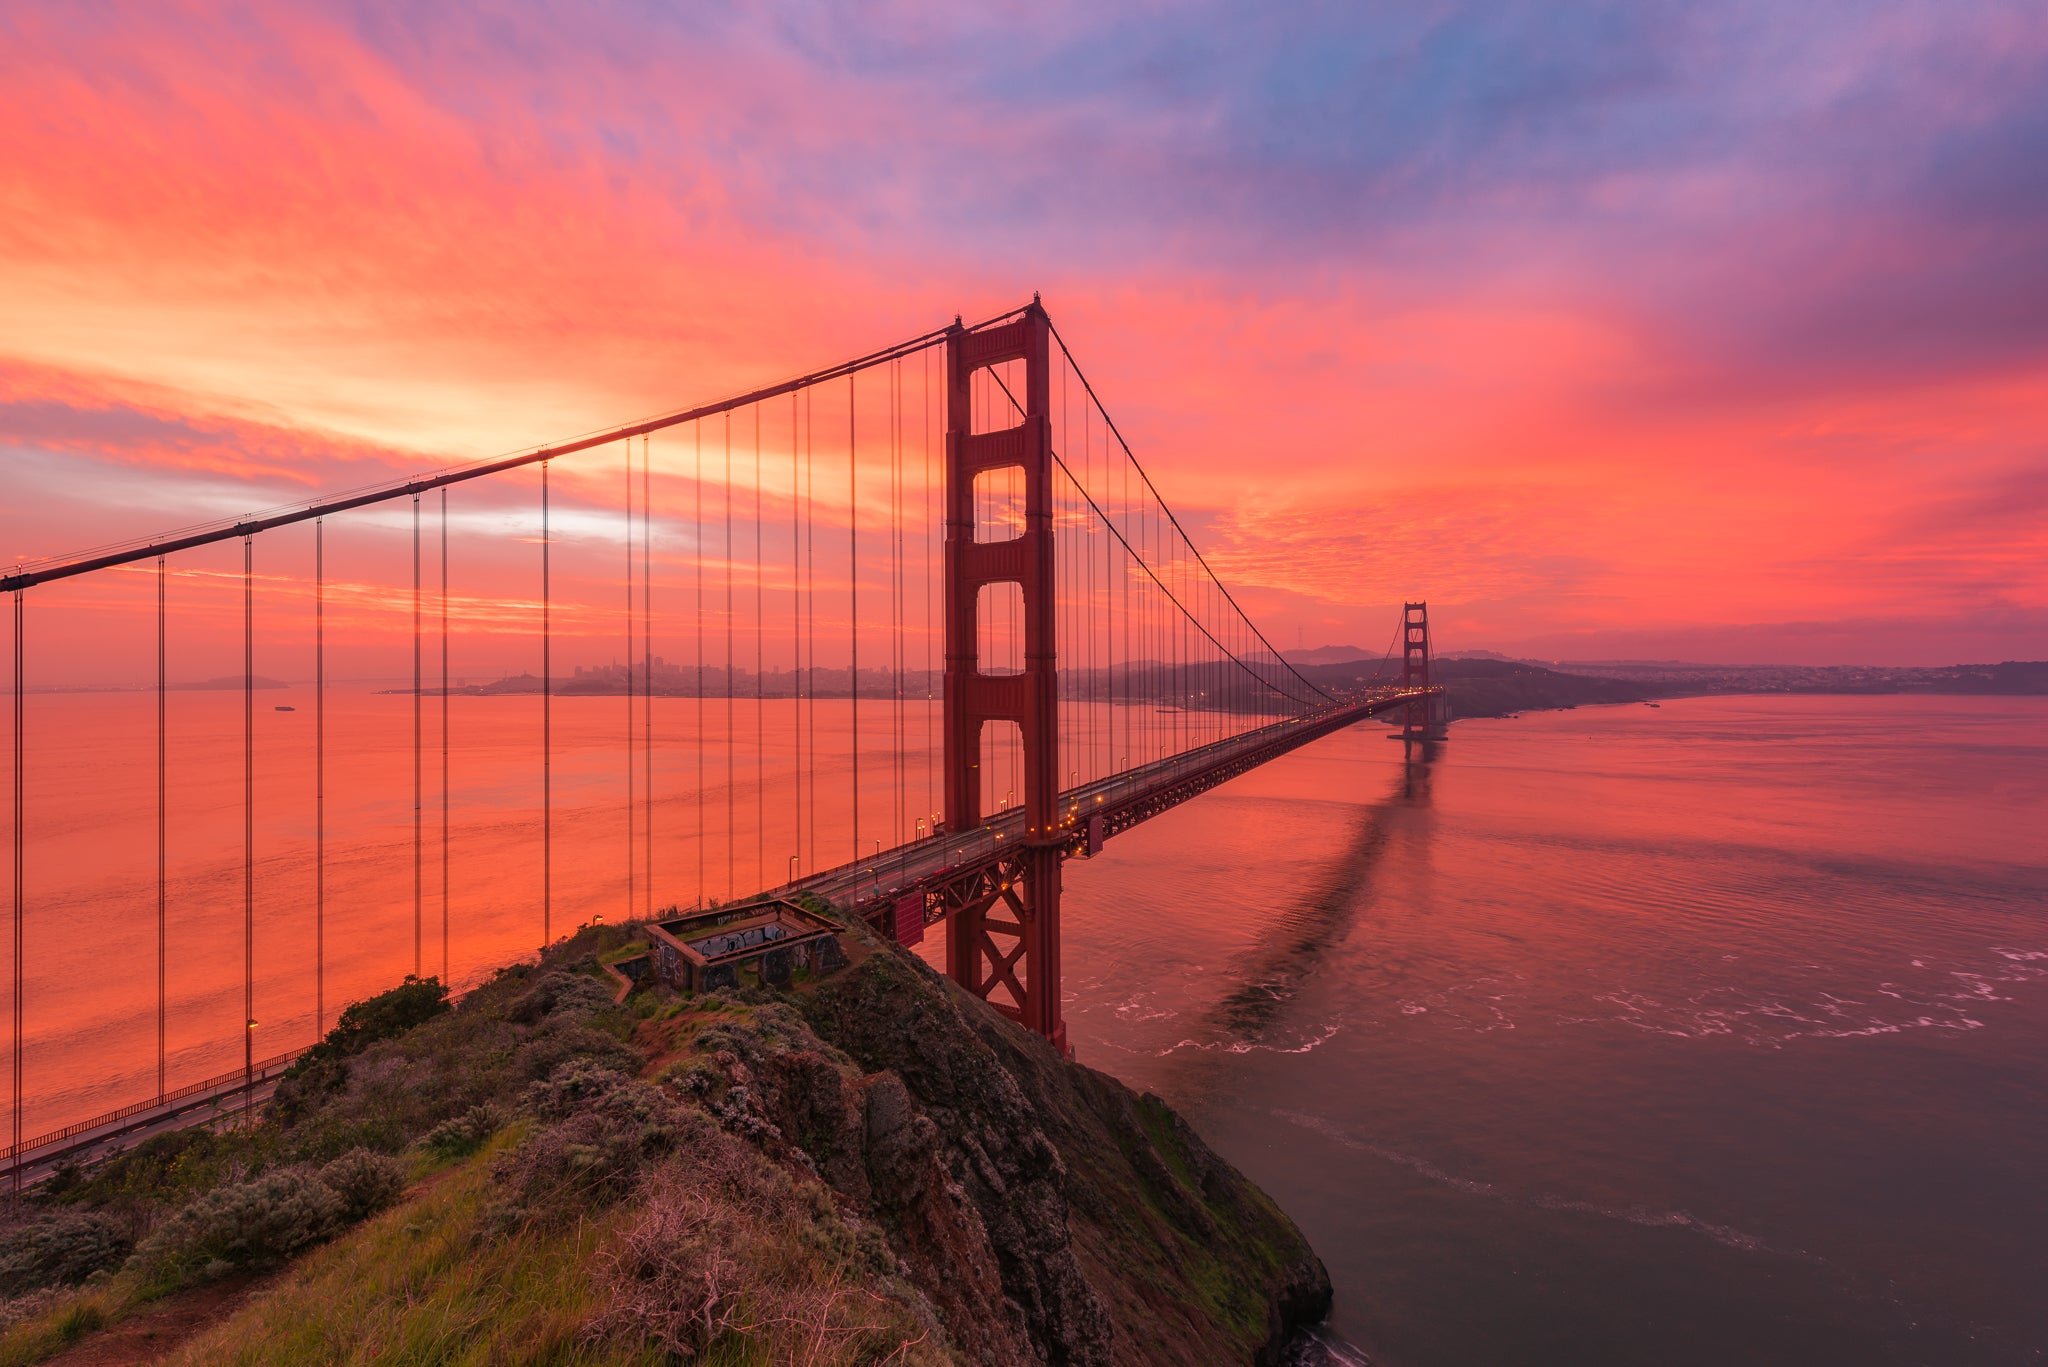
[585,1134,950,1366]
[155,1128,658,1367]
[151,1120,956,1367]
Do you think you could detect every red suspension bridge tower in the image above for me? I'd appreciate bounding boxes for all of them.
[942,304,1067,1054]
[1401,601,1439,741]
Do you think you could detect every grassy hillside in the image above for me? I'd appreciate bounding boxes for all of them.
[0,912,1328,1366]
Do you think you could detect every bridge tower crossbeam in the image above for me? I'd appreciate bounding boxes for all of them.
[941,303,1067,1054]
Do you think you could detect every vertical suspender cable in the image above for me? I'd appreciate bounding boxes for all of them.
[625,439,635,919]
[753,410,763,890]
[791,393,802,880]
[733,422,741,901]
[849,374,859,864]
[924,347,934,830]
[805,390,816,875]
[643,435,653,918]
[315,523,324,1031]
[12,587,24,1188]
[542,464,552,950]
[440,491,448,980]
[892,360,903,844]
[412,496,422,977]
[242,536,253,1112]
[888,362,897,841]
[156,556,166,1096]
[1064,362,1081,791]
[695,424,705,906]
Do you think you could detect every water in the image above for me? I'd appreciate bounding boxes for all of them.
[1048,695,2048,1365]
[12,686,2045,1361]
[4,686,1182,1134]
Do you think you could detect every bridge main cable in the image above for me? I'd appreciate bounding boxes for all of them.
[0,305,1034,595]
[1043,317,1334,706]
[982,348,1334,709]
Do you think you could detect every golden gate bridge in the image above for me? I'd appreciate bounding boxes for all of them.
[0,299,1441,1184]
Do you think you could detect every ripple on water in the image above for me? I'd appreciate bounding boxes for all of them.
[1269,1108,1800,1260]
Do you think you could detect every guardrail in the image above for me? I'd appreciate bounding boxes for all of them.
[787,689,1435,919]
[0,1049,307,1165]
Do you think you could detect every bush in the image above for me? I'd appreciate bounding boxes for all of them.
[0,1210,131,1296]
[317,1150,406,1223]
[525,1062,637,1119]
[275,976,451,1123]
[133,1167,344,1285]
[54,1127,270,1210]
[515,1021,642,1085]
[54,1299,105,1342]
[423,1105,502,1159]
[507,972,612,1026]
[493,1067,681,1218]
[318,976,451,1058]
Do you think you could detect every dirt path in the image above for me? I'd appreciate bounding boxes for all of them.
[41,1167,463,1366]
[42,1273,272,1367]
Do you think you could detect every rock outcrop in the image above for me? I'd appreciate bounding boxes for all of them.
[660,920,1333,1364]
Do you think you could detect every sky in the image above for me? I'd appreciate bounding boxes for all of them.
[2,1,2045,668]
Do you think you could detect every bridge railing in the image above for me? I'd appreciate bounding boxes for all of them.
[0,1048,305,1166]
[790,686,1434,917]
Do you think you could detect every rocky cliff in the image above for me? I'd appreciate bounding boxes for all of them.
[637,918,1332,1364]
[1,916,1330,1366]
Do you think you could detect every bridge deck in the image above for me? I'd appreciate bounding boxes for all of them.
[0,1051,304,1189]
[792,688,1436,928]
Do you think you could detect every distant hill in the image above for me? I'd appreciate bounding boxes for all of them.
[1283,645,1513,666]
[1539,659,2048,696]
[1293,655,2048,726]
[1281,644,1382,665]
[172,675,289,691]
[1431,658,1661,717]
[1294,656,1658,717]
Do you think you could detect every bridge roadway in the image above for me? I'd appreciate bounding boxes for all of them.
[0,1051,303,1190]
[793,687,1439,932]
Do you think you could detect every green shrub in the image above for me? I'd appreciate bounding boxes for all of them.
[422,1104,502,1159]
[513,1021,641,1084]
[274,976,450,1123]
[54,1299,105,1342]
[133,1167,344,1286]
[506,972,612,1026]
[317,976,451,1059]
[54,1127,271,1210]
[493,1067,682,1219]
[0,1210,131,1296]
[316,1150,406,1223]
[525,1062,637,1119]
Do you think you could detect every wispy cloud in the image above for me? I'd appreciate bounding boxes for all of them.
[2,1,2043,664]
